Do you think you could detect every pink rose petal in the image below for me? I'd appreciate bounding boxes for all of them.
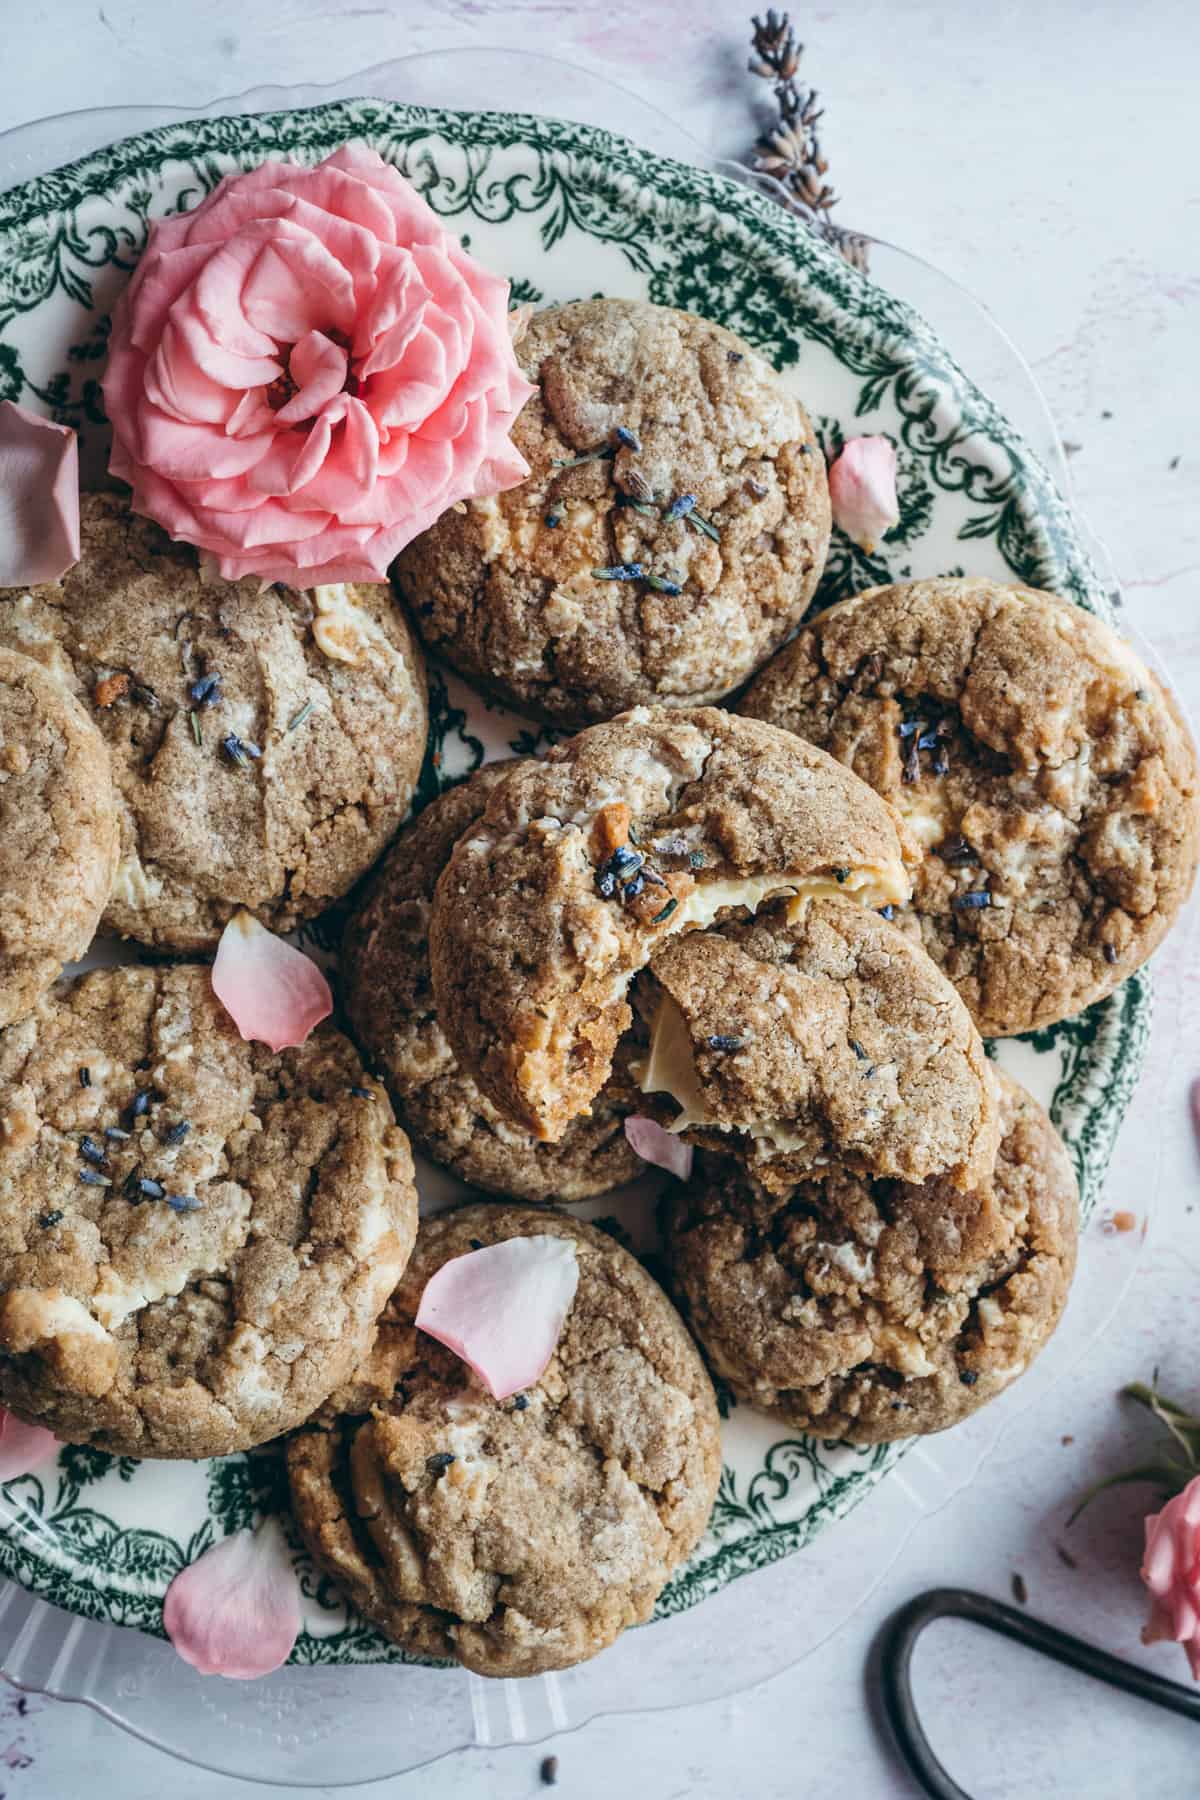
[0,402,81,585]
[163,1519,301,1680]
[0,1408,59,1482]
[1139,1474,1200,1682]
[211,911,332,1053]
[415,1236,580,1400]
[828,434,900,553]
[624,1115,694,1181]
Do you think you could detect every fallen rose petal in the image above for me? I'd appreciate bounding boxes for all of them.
[828,434,899,552]
[415,1235,580,1400]
[211,910,332,1052]
[624,1115,694,1181]
[0,402,81,585]
[0,1408,59,1482]
[163,1519,301,1680]
[1140,1474,1200,1682]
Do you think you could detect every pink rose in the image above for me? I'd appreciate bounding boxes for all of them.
[1141,1475,1200,1679]
[102,145,535,585]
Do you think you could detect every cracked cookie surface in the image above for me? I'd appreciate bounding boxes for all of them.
[428,706,914,1143]
[0,965,417,1457]
[0,648,119,1028]
[664,1070,1077,1441]
[0,491,428,950]
[287,1202,721,1677]
[634,894,998,1195]
[394,298,830,727]
[741,577,1200,1034]
[343,763,641,1201]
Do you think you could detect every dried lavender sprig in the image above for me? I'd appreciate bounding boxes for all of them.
[591,564,646,582]
[552,446,615,470]
[746,13,869,272]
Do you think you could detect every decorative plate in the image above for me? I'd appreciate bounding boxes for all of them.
[0,98,1145,1672]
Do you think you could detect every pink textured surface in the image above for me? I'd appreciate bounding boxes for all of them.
[1,3,1197,1796]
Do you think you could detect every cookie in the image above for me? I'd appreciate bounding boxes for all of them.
[634,894,998,1194]
[394,298,830,727]
[342,763,641,1201]
[287,1203,721,1677]
[0,490,428,950]
[429,706,914,1142]
[0,648,118,1028]
[741,577,1200,1034]
[0,965,418,1458]
[664,1070,1078,1441]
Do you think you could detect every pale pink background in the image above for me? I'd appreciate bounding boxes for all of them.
[1,2,1198,1795]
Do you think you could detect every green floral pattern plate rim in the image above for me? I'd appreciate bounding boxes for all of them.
[0,96,1145,1668]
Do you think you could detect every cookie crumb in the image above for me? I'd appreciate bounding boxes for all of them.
[590,802,632,861]
[1061,1434,1074,1446]
[94,672,131,709]
[1101,1210,1138,1236]
[540,1755,559,1786]
[1011,1572,1028,1606]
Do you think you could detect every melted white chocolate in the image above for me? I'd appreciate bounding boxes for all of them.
[635,993,710,1132]
[110,849,164,909]
[894,791,951,851]
[634,994,827,1152]
[311,583,394,670]
[671,857,910,934]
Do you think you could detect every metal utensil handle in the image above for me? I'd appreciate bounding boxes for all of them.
[880,1586,1200,1800]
